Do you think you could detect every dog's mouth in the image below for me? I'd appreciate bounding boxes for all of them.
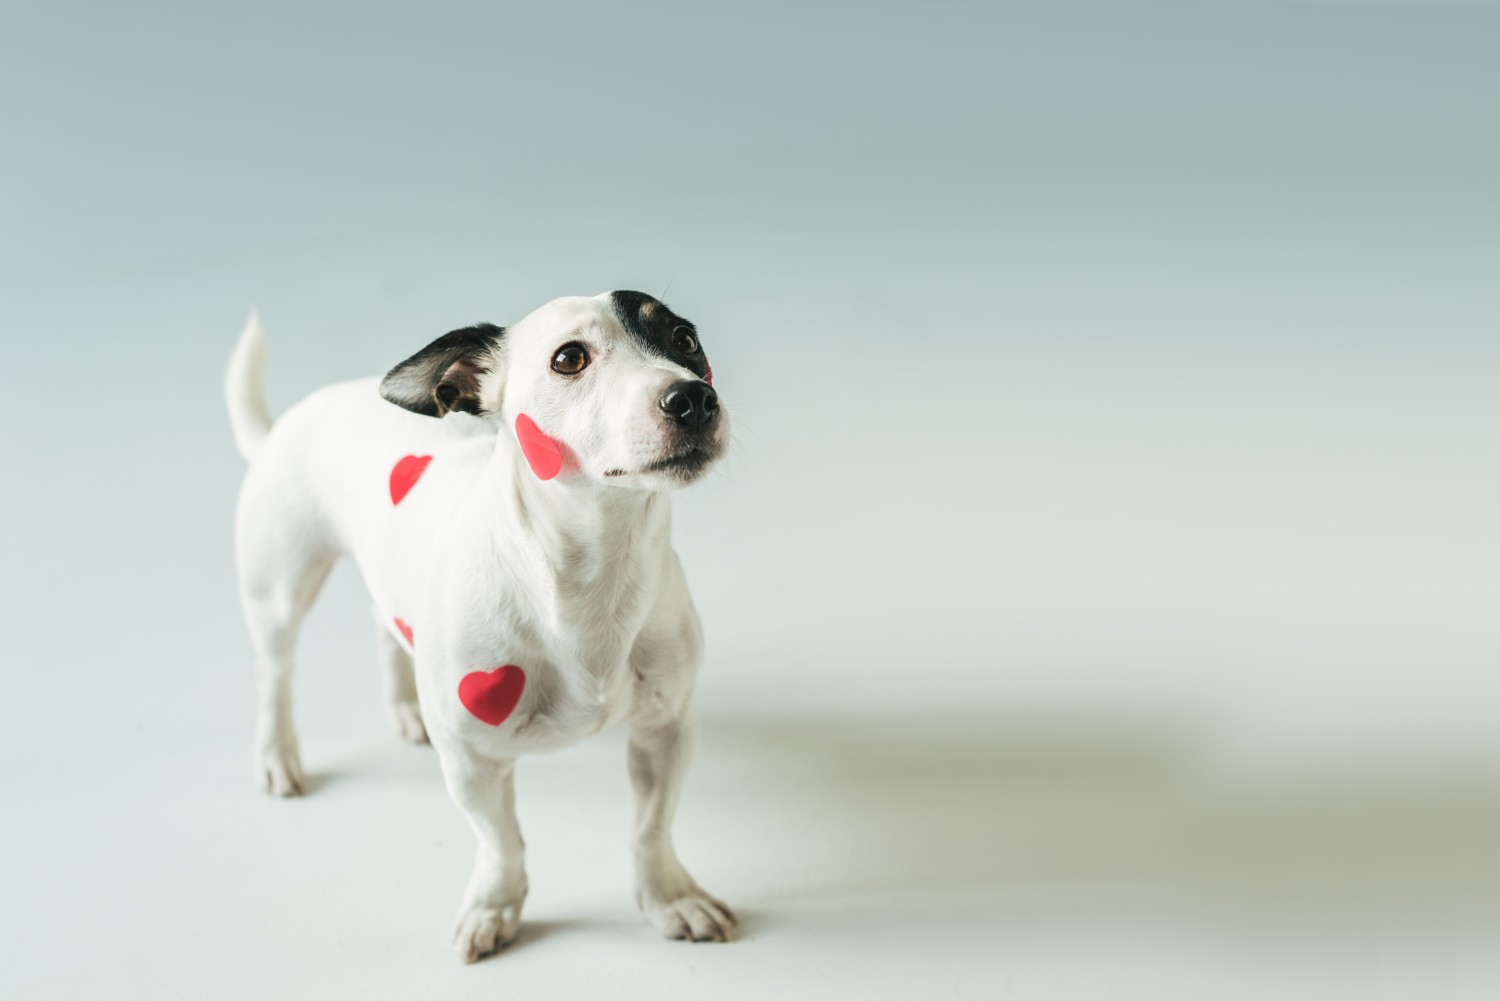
[604,444,719,480]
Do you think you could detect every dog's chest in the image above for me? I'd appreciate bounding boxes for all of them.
[414,562,660,751]
[526,655,637,744]
[367,443,674,752]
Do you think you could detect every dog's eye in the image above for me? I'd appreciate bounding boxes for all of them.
[551,343,589,375]
[673,327,699,355]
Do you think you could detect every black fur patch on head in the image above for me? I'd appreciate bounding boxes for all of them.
[380,323,504,417]
[610,291,710,382]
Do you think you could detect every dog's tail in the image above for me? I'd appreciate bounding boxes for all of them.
[225,309,273,462]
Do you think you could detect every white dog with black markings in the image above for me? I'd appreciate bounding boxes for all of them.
[225,291,736,961]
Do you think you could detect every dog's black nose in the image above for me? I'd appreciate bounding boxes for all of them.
[658,381,719,430]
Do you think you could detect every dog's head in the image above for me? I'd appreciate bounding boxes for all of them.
[380,291,726,489]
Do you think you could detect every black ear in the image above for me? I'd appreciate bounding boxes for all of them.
[379,323,504,417]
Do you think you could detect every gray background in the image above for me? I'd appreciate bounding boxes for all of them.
[2,2,1497,999]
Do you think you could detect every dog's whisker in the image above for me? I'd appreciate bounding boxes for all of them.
[658,268,680,303]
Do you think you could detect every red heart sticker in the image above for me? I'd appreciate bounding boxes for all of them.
[514,414,563,481]
[458,665,527,726]
[393,617,414,645]
[389,454,433,505]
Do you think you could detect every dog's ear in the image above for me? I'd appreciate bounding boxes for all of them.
[380,324,505,417]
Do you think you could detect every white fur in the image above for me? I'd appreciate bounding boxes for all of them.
[224,309,271,461]
[227,293,735,960]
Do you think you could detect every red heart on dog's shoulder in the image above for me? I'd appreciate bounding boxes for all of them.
[458,665,526,726]
[389,454,433,505]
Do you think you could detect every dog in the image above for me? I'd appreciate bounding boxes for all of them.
[225,291,736,961]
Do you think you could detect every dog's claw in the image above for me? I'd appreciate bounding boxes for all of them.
[640,888,738,944]
[452,903,522,963]
[256,745,306,797]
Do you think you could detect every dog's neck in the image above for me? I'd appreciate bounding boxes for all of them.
[487,440,671,634]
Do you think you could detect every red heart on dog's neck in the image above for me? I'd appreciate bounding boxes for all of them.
[389,454,433,505]
[458,665,526,726]
[515,414,563,480]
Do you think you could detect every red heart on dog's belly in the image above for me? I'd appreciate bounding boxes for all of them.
[389,454,433,505]
[458,666,527,726]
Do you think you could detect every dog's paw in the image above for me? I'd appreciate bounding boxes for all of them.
[255,742,306,797]
[452,901,523,964]
[637,882,738,943]
[390,699,429,744]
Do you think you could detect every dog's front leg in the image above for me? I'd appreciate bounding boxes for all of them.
[437,751,528,963]
[629,711,738,942]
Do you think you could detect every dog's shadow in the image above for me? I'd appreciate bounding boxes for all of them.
[698,709,1500,933]
[502,919,573,954]
[309,703,1500,941]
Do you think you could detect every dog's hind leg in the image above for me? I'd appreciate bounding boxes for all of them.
[375,608,428,744]
[236,500,337,797]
